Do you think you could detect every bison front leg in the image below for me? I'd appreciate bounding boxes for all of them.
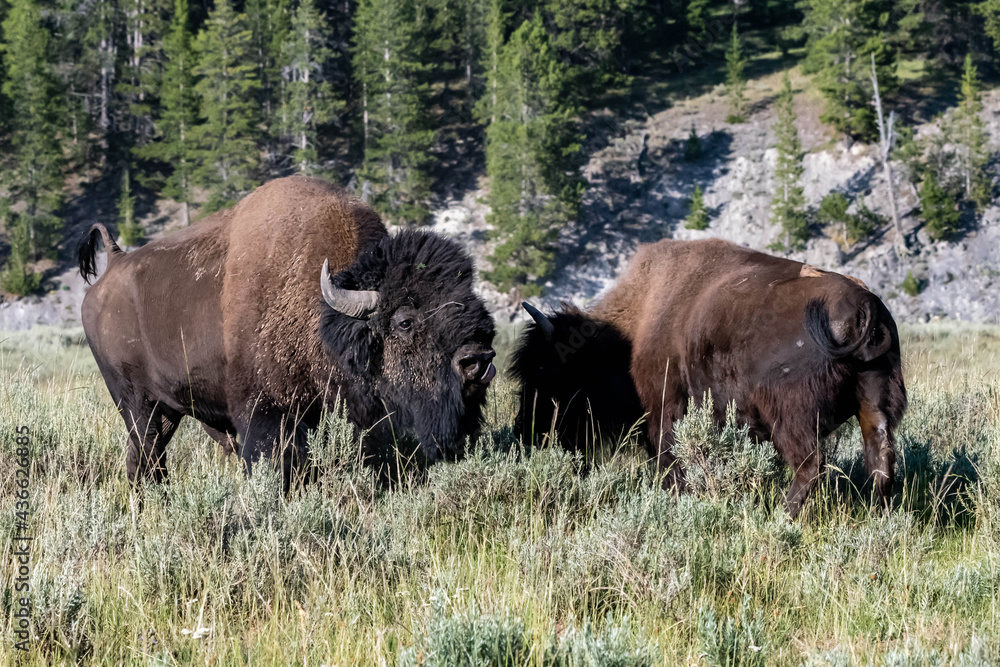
[237,411,309,493]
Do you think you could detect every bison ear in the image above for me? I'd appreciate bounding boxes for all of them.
[321,258,381,319]
[522,301,554,343]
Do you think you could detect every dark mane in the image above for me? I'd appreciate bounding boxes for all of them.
[511,308,644,449]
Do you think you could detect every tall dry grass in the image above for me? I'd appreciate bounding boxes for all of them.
[0,323,998,665]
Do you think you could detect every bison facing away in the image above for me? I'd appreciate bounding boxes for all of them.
[512,239,907,516]
[79,176,497,487]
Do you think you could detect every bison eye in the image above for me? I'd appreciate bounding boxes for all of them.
[397,318,413,332]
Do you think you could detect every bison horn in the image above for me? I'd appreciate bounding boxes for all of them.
[522,301,554,342]
[321,259,380,319]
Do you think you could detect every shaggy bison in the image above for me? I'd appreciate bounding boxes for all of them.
[512,238,906,516]
[79,176,497,487]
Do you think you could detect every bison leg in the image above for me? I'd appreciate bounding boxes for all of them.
[635,364,687,489]
[857,371,903,509]
[123,401,181,485]
[202,423,239,456]
[237,411,309,493]
[774,423,823,518]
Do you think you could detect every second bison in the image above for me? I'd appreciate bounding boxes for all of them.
[513,238,906,516]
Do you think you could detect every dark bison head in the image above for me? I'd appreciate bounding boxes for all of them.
[510,302,644,450]
[319,230,496,462]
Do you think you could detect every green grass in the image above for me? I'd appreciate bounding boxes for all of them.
[1,323,999,665]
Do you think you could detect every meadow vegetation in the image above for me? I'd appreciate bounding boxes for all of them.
[1,323,999,665]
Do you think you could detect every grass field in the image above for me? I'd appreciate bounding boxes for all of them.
[2,323,999,666]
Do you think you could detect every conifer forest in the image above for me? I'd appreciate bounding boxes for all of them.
[2,0,1000,298]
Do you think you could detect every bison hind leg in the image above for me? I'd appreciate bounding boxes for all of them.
[858,401,897,510]
[123,401,182,486]
[772,424,823,519]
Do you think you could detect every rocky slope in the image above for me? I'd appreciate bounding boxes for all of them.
[3,68,999,331]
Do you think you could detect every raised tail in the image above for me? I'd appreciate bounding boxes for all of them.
[805,296,893,362]
[78,223,124,284]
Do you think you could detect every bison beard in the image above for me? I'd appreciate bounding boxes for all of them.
[78,176,496,491]
[512,238,907,517]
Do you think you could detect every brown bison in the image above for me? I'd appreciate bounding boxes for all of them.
[512,238,906,516]
[79,176,497,487]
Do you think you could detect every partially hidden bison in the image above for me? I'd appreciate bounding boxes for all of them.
[512,238,906,516]
[79,176,497,488]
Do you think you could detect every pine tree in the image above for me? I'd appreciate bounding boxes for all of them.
[0,215,42,295]
[0,0,64,260]
[353,0,435,224]
[770,72,808,250]
[246,0,289,166]
[279,0,341,174]
[118,167,143,247]
[135,0,199,225]
[686,0,710,43]
[193,0,261,212]
[479,14,581,295]
[117,0,168,147]
[684,125,702,162]
[953,54,990,209]
[921,170,960,241]
[801,0,899,141]
[685,185,709,230]
[725,23,747,123]
[79,0,117,164]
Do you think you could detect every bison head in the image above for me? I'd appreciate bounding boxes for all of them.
[510,302,644,450]
[319,230,496,462]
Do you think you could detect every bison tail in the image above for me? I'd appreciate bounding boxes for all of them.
[78,223,124,284]
[805,297,877,361]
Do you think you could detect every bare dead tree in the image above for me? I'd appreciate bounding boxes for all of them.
[871,54,907,254]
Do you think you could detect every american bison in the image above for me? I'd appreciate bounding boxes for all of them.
[512,238,906,516]
[79,176,497,487]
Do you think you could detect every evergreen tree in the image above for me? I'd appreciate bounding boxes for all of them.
[193,0,261,212]
[684,125,702,162]
[770,73,808,250]
[685,185,709,230]
[801,0,899,141]
[0,0,64,259]
[279,0,341,174]
[118,167,143,247]
[952,54,990,209]
[725,23,747,123]
[0,214,42,295]
[135,0,199,225]
[480,14,581,295]
[353,0,435,224]
[246,0,289,166]
[686,0,710,43]
[920,170,960,241]
[976,0,1000,55]
[80,0,118,164]
[117,0,168,147]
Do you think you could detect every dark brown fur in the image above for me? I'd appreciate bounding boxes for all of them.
[513,239,906,516]
[80,176,496,488]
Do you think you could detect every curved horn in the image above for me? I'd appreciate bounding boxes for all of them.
[521,301,554,342]
[320,259,380,319]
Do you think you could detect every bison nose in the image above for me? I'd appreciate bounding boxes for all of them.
[457,349,497,383]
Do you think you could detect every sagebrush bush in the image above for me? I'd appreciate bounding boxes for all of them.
[1,325,1000,664]
[671,392,783,500]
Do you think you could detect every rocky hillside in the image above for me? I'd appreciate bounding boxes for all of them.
[3,67,999,331]
[432,67,1000,326]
